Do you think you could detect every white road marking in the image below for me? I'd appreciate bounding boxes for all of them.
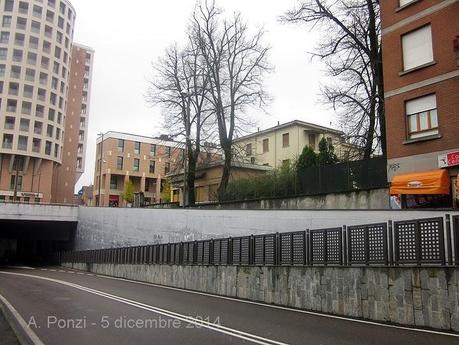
[49,269,57,272]
[0,292,44,345]
[58,270,66,273]
[75,269,459,339]
[0,271,287,345]
[67,271,75,274]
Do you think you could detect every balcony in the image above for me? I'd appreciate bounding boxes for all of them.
[2,141,13,149]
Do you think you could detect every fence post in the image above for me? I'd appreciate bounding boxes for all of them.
[250,235,254,265]
[342,225,347,266]
[445,214,453,266]
[275,232,280,266]
[388,220,394,266]
[306,229,310,265]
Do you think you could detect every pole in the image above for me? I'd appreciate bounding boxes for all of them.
[182,95,190,208]
[13,157,19,202]
[97,133,104,206]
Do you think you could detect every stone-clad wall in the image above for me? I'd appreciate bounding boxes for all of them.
[63,263,459,332]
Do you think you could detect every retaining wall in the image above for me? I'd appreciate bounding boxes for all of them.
[75,207,459,250]
[63,262,459,332]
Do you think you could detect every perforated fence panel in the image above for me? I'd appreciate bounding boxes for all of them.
[395,218,445,265]
[310,228,342,265]
[348,223,387,265]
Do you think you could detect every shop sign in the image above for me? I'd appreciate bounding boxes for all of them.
[438,151,459,168]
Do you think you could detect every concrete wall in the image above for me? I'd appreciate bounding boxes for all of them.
[195,188,390,210]
[63,262,459,332]
[0,203,79,222]
[75,206,459,250]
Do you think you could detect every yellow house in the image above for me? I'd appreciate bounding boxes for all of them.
[234,120,358,168]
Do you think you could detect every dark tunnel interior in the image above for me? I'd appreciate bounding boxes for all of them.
[0,219,76,266]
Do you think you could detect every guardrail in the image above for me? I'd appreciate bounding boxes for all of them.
[58,215,459,267]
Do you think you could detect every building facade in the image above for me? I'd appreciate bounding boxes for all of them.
[0,0,93,203]
[381,0,459,207]
[234,120,357,169]
[51,43,93,203]
[93,132,184,207]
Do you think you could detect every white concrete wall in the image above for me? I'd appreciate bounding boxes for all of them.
[0,203,79,222]
[75,206,459,250]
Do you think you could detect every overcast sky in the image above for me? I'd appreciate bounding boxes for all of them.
[71,0,336,191]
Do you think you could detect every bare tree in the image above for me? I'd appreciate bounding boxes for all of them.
[147,42,212,205]
[192,0,271,200]
[283,0,385,159]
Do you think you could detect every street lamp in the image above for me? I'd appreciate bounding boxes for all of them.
[96,132,104,207]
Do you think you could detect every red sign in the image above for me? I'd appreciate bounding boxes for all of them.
[438,151,459,168]
[447,152,459,166]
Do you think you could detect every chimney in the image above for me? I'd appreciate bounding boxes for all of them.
[277,121,280,126]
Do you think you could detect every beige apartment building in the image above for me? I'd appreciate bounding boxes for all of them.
[235,120,357,168]
[0,0,93,203]
[94,132,184,207]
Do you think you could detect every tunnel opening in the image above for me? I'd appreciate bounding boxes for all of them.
[0,219,76,266]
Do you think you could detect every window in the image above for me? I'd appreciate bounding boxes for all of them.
[110,175,118,190]
[36,105,44,117]
[13,49,22,62]
[45,25,52,38]
[34,121,43,134]
[19,118,29,131]
[54,143,59,157]
[134,141,140,154]
[116,156,123,170]
[150,144,156,156]
[23,84,33,98]
[31,21,40,34]
[46,10,54,22]
[41,56,49,69]
[282,133,289,147]
[15,33,25,46]
[18,136,28,150]
[402,25,433,72]
[21,101,31,115]
[406,94,438,139]
[38,88,46,101]
[25,68,34,81]
[0,64,5,77]
[48,108,55,121]
[0,31,10,44]
[4,0,14,12]
[245,143,252,156]
[58,16,64,29]
[18,2,28,14]
[133,158,140,172]
[282,159,290,167]
[165,146,171,158]
[45,141,52,155]
[0,48,7,61]
[32,5,42,18]
[54,46,61,59]
[9,82,19,96]
[32,138,41,153]
[47,124,53,138]
[16,17,27,30]
[309,133,316,150]
[3,134,13,149]
[165,162,170,175]
[10,176,22,191]
[4,116,15,129]
[117,139,124,152]
[149,160,155,174]
[27,52,37,65]
[7,99,17,112]
[2,16,12,28]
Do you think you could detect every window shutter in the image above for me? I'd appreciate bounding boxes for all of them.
[405,94,436,115]
[402,25,433,71]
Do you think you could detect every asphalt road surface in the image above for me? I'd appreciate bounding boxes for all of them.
[0,266,457,345]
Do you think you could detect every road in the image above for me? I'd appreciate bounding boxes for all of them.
[0,267,457,345]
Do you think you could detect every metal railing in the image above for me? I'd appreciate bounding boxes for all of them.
[58,215,459,267]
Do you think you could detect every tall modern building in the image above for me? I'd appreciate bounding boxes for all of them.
[0,0,93,203]
[381,0,459,208]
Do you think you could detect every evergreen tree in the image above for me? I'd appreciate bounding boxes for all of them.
[296,145,318,171]
[317,137,339,166]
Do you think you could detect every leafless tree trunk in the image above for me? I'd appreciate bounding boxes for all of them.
[147,42,212,205]
[283,0,385,159]
[192,0,271,200]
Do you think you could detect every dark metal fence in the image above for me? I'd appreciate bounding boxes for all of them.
[58,215,459,267]
[297,157,387,195]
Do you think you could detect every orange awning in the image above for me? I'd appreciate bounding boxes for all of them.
[390,169,450,195]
